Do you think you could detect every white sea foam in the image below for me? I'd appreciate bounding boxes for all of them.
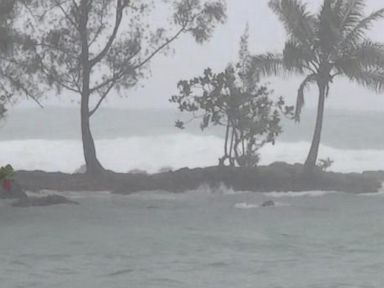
[234,202,260,209]
[0,134,383,173]
[25,190,113,200]
[264,191,339,198]
[358,190,384,197]
[234,201,289,209]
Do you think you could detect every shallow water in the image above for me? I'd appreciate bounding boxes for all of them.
[2,189,384,288]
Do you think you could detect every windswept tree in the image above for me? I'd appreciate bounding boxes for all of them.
[252,0,384,172]
[171,31,293,167]
[0,0,40,118]
[20,0,226,174]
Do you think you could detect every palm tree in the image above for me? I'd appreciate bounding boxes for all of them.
[252,0,384,172]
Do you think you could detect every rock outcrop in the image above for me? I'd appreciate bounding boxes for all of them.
[0,180,28,199]
[261,200,275,207]
[12,194,79,207]
[15,163,382,194]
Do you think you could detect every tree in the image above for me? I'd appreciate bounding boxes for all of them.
[0,0,16,53]
[170,31,293,167]
[252,0,384,172]
[21,0,226,174]
[0,0,41,119]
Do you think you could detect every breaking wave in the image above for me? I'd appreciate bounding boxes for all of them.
[0,134,383,174]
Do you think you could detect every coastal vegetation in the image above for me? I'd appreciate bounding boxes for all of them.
[171,30,294,167]
[0,0,384,200]
[0,0,41,118]
[251,0,384,172]
[16,0,226,174]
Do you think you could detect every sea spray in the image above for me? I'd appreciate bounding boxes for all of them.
[0,135,383,173]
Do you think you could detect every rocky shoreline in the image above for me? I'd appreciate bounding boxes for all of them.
[14,162,383,195]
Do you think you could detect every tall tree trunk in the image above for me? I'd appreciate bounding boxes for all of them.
[80,0,104,175]
[80,92,104,174]
[304,81,326,173]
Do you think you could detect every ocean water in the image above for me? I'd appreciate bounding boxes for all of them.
[2,189,384,288]
[0,107,383,173]
[1,107,384,287]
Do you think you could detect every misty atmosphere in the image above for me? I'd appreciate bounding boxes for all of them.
[1,0,384,287]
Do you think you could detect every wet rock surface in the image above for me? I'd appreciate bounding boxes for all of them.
[12,194,79,207]
[0,180,28,199]
[261,200,275,207]
[15,162,382,194]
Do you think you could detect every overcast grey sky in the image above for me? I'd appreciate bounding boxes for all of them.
[20,0,384,111]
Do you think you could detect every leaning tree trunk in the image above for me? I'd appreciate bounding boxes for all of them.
[304,81,327,173]
[79,0,104,175]
[80,93,104,175]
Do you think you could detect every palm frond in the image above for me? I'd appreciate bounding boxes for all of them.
[295,73,316,121]
[351,41,384,67]
[317,0,344,55]
[341,8,384,49]
[336,41,384,72]
[342,66,384,93]
[268,0,316,47]
[338,0,365,33]
[283,39,316,73]
[249,53,284,78]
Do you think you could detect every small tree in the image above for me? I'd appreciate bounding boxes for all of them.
[317,157,333,171]
[21,0,226,174]
[171,32,293,167]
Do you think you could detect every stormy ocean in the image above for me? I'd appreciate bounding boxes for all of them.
[1,107,384,288]
[0,107,383,173]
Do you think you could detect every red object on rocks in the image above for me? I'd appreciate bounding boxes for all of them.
[3,179,12,191]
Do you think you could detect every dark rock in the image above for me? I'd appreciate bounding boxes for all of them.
[158,166,173,173]
[14,162,383,195]
[362,170,384,182]
[261,200,275,207]
[12,194,79,207]
[0,180,28,199]
[128,169,148,175]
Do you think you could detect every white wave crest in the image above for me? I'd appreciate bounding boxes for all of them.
[234,201,290,209]
[234,202,260,209]
[0,135,383,174]
[264,191,339,198]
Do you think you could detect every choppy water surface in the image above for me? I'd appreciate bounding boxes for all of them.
[1,189,384,288]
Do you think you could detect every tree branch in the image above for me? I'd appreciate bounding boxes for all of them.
[2,73,44,108]
[132,25,186,71]
[88,18,188,114]
[89,47,141,93]
[54,0,79,30]
[89,0,128,67]
[89,82,115,116]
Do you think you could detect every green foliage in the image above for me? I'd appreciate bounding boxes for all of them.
[21,0,226,114]
[253,0,384,119]
[0,164,15,180]
[0,0,14,52]
[15,0,226,171]
[317,158,334,171]
[0,0,42,114]
[253,0,384,170]
[171,32,293,167]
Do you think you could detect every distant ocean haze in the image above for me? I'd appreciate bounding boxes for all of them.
[2,107,383,148]
[1,107,383,173]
